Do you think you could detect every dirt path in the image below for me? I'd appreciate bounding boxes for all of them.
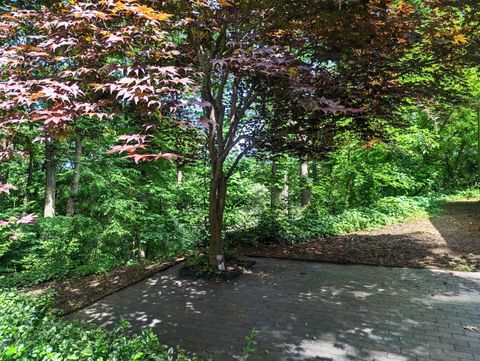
[243,200,480,271]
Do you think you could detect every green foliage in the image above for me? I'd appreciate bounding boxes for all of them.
[241,329,259,361]
[0,132,207,287]
[450,188,480,200]
[2,101,480,287]
[138,213,199,260]
[0,1,478,358]
[0,291,195,361]
[0,216,118,288]
[0,6,478,289]
[229,196,442,245]
[182,253,221,277]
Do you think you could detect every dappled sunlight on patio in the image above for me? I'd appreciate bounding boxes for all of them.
[69,258,480,360]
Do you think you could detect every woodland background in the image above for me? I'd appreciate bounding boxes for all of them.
[0,0,479,358]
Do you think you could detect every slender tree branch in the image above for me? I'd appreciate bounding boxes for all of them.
[225,147,250,180]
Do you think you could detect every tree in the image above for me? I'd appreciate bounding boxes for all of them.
[257,0,480,210]
[159,0,361,266]
[66,129,82,216]
[43,139,56,217]
[2,0,478,271]
[0,1,190,219]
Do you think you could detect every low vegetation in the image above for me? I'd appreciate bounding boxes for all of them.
[0,291,196,361]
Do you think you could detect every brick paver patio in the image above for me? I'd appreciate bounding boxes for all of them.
[71,258,480,360]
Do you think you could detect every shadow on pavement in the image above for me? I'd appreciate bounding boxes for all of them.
[69,258,480,361]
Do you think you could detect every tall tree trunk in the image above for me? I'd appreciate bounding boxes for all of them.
[44,140,56,218]
[312,160,318,184]
[270,159,281,210]
[23,147,34,208]
[177,161,184,185]
[300,158,310,207]
[281,172,289,213]
[477,107,480,182]
[138,244,146,261]
[175,161,185,212]
[300,159,310,206]
[208,160,227,267]
[66,131,82,216]
[0,139,12,185]
[271,159,289,212]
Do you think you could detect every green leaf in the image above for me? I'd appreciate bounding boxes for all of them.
[81,346,94,356]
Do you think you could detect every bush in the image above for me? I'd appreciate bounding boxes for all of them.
[0,216,120,288]
[21,216,103,270]
[0,291,195,361]
[0,211,203,289]
[138,213,199,260]
[228,195,443,245]
[449,187,480,200]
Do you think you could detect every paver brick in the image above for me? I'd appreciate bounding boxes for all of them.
[70,258,480,361]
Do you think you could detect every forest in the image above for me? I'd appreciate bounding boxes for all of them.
[0,0,479,360]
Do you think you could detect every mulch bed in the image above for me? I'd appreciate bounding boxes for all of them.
[178,258,256,281]
[243,201,480,272]
[26,258,184,315]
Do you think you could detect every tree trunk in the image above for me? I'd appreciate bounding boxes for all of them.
[208,160,227,267]
[177,163,184,185]
[477,107,480,182]
[270,159,281,210]
[0,139,12,185]
[312,160,318,184]
[66,131,82,216]
[138,245,146,261]
[23,147,34,208]
[300,158,310,207]
[44,140,56,218]
[281,172,289,213]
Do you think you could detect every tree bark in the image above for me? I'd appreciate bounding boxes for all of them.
[23,147,34,208]
[208,160,227,267]
[300,158,310,207]
[312,160,318,184]
[138,245,146,261]
[193,39,259,267]
[44,139,56,218]
[281,172,289,213]
[66,131,82,216]
[477,107,480,182]
[177,162,184,185]
[270,159,281,210]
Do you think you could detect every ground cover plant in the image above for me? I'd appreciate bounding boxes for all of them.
[0,290,196,361]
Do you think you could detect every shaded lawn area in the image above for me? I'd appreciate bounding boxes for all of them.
[243,201,480,272]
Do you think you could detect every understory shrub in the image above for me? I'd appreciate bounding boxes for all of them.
[228,195,443,245]
[138,213,199,260]
[0,211,201,288]
[0,216,121,288]
[0,291,195,361]
[448,187,480,200]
